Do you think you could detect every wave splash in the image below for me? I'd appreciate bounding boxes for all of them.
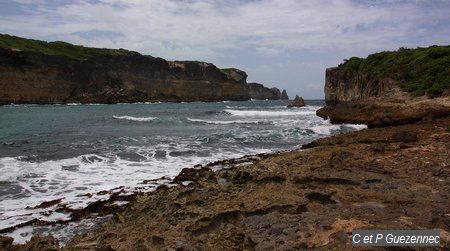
[187,118,265,125]
[113,116,157,122]
[223,108,317,117]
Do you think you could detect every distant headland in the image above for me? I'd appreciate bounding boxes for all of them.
[0,34,288,105]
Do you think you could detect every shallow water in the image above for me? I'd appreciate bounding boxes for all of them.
[0,100,366,243]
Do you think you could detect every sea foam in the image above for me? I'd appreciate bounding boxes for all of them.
[113,115,158,122]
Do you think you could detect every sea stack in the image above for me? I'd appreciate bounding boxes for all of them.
[281,90,289,100]
[287,95,305,107]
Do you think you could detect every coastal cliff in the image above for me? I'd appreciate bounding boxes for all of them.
[323,67,407,106]
[248,82,286,100]
[0,34,285,105]
[318,46,450,127]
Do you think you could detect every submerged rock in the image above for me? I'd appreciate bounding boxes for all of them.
[287,95,305,107]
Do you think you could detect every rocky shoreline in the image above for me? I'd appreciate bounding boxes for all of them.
[1,115,449,250]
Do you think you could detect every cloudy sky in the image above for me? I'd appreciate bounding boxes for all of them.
[1,0,449,98]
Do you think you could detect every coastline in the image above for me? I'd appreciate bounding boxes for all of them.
[2,115,448,250]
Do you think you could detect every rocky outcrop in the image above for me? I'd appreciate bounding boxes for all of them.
[281,89,289,100]
[323,67,409,106]
[247,82,283,100]
[317,97,450,127]
[317,67,450,127]
[0,46,284,105]
[287,95,305,107]
[0,235,59,251]
[61,117,449,250]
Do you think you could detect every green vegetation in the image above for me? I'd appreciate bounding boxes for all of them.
[221,68,239,74]
[339,46,450,97]
[0,34,139,60]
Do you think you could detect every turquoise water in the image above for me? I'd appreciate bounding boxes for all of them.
[0,100,366,242]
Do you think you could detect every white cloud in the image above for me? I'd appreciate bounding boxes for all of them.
[1,0,449,60]
[0,0,449,98]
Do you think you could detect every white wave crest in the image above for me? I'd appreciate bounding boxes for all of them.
[187,118,263,125]
[113,116,157,122]
[223,109,316,117]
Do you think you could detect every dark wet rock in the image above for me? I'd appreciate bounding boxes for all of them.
[281,89,289,100]
[173,167,212,183]
[0,236,13,249]
[306,192,336,204]
[30,198,63,209]
[169,150,197,157]
[230,170,253,184]
[61,164,79,172]
[116,152,147,162]
[154,150,166,159]
[81,155,103,163]
[391,130,418,143]
[287,95,305,107]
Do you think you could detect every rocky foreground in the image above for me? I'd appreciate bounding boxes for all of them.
[2,116,448,250]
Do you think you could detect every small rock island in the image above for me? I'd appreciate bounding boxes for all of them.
[287,95,306,107]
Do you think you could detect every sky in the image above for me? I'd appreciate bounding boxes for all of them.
[1,0,449,98]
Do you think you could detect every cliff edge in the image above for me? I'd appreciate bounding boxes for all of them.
[317,46,450,127]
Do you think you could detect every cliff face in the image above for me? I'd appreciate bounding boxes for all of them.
[324,67,407,106]
[247,82,283,100]
[318,67,450,127]
[0,47,273,104]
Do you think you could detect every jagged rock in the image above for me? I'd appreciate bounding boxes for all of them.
[0,235,59,251]
[287,95,305,107]
[281,89,289,100]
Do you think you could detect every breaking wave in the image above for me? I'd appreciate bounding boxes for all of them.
[113,116,158,122]
[223,108,316,117]
[187,118,265,125]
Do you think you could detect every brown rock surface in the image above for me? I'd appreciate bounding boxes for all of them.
[287,95,305,107]
[323,67,409,106]
[53,116,449,250]
[318,66,450,127]
[317,96,450,127]
[0,235,59,251]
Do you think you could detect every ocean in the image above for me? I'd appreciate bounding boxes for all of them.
[0,100,366,243]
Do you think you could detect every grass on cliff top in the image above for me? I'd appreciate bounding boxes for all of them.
[221,68,240,74]
[339,45,450,97]
[0,34,140,60]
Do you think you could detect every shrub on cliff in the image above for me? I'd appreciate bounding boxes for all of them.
[339,45,450,98]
